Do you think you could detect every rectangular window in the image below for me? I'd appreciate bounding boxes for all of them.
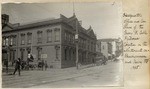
[70,34,72,43]
[83,40,85,48]
[81,39,83,47]
[88,41,90,50]
[103,45,105,50]
[27,33,32,44]
[54,28,60,42]
[93,43,95,51]
[80,39,82,47]
[2,37,6,46]
[91,42,93,51]
[68,34,70,42]
[65,49,67,60]
[6,38,9,46]
[37,48,42,60]
[37,31,42,43]
[10,37,13,45]
[13,36,17,46]
[47,30,52,42]
[82,39,84,48]
[21,34,25,45]
[73,35,75,44]
[86,40,88,50]
[65,32,67,41]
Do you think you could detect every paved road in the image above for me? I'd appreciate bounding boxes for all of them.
[2,60,123,88]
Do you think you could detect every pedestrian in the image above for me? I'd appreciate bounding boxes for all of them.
[4,59,8,73]
[30,54,34,61]
[13,58,21,76]
[92,58,95,66]
[27,57,30,70]
[103,56,107,65]
[41,60,44,71]
[44,61,48,70]
[21,61,25,70]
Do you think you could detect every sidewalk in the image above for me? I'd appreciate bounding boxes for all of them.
[2,61,119,88]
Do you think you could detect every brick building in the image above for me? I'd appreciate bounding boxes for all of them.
[2,14,97,68]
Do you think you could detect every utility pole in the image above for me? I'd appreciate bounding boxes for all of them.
[73,2,75,15]
[75,19,79,69]
[73,2,79,69]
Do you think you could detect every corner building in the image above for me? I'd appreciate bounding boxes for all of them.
[2,14,97,68]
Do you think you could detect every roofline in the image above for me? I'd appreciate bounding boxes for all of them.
[2,21,74,34]
[2,14,97,39]
[15,18,62,30]
[97,38,118,42]
[2,18,66,33]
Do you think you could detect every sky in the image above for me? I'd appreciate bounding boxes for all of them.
[2,2,122,39]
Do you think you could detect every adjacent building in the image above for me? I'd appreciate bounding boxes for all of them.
[2,14,97,68]
[96,38,123,60]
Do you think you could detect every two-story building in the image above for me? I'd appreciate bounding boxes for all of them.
[2,14,97,68]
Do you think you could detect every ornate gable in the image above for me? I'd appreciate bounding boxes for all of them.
[87,26,96,38]
[67,14,78,29]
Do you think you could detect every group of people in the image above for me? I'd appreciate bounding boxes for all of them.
[9,58,48,76]
[38,60,48,71]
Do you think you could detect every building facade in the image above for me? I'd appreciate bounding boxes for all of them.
[2,14,97,68]
[96,38,122,60]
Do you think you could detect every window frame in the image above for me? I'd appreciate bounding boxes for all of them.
[37,31,43,43]
[47,29,52,43]
[2,37,6,46]
[54,28,60,42]
[13,35,17,46]
[20,33,25,45]
[27,32,32,45]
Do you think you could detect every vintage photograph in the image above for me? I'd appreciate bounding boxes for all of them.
[2,2,123,88]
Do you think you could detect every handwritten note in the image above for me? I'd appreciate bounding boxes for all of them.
[123,13,149,69]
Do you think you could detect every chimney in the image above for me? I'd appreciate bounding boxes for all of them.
[2,14,9,29]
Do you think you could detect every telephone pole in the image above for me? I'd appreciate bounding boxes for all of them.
[75,19,79,69]
[73,2,79,69]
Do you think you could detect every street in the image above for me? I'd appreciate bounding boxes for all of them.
[2,60,123,88]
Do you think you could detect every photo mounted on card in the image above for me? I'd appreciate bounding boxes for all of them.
[2,2,123,88]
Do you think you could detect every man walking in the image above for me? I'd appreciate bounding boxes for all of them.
[13,58,21,76]
[41,60,44,71]
[92,58,95,66]
[4,59,8,73]
[44,61,48,70]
